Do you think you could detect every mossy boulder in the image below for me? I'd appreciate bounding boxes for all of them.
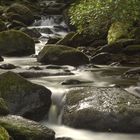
[108,22,130,44]
[62,87,140,133]
[0,98,9,115]
[37,44,89,66]
[0,30,35,56]
[6,3,34,25]
[0,126,10,140]
[0,71,52,121]
[0,115,55,140]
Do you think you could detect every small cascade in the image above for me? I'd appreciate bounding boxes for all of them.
[29,15,68,54]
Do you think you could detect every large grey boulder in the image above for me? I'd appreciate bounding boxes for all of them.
[0,30,35,56]
[0,71,52,121]
[62,87,140,133]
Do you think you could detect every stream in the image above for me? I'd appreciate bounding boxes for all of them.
[1,10,140,140]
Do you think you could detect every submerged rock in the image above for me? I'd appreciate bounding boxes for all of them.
[62,87,140,133]
[56,137,73,140]
[0,30,35,56]
[0,71,52,121]
[0,115,55,140]
[37,44,89,66]
[0,63,17,69]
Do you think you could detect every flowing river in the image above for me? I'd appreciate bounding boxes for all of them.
[1,11,140,140]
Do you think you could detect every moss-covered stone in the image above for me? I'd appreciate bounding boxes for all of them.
[37,44,89,66]
[62,87,140,133]
[108,22,131,44]
[0,115,55,140]
[6,3,34,25]
[0,98,9,116]
[0,30,35,56]
[0,71,52,121]
[0,126,10,140]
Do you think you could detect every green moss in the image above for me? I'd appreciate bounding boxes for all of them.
[0,126,10,140]
[0,98,9,115]
[0,115,55,140]
[108,22,130,44]
[0,30,35,56]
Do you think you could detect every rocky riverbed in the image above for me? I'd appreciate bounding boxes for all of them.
[0,0,140,140]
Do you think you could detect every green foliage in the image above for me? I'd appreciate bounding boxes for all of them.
[0,126,9,140]
[108,22,131,44]
[69,0,140,34]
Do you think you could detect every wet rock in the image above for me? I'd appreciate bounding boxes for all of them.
[91,52,112,65]
[0,115,55,140]
[123,67,140,78]
[18,70,74,78]
[0,63,17,69]
[7,20,27,29]
[0,56,4,62]
[6,3,34,25]
[56,137,73,140]
[62,87,140,133]
[89,39,107,48]
[96,39,140,54]
[20,27,41,38]
[37,44,89,66]
[61,79,85,85]
[28,66,43,70]
[0,71,52,121]
[46,65,65,69]
[123,44,140,55]
[47,36,62,44]
[0,126,10,140]
[0,98,9,115]
[0,30,35,56]
[37,27,53,34]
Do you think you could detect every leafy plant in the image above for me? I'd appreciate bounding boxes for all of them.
[69,0,140,34]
